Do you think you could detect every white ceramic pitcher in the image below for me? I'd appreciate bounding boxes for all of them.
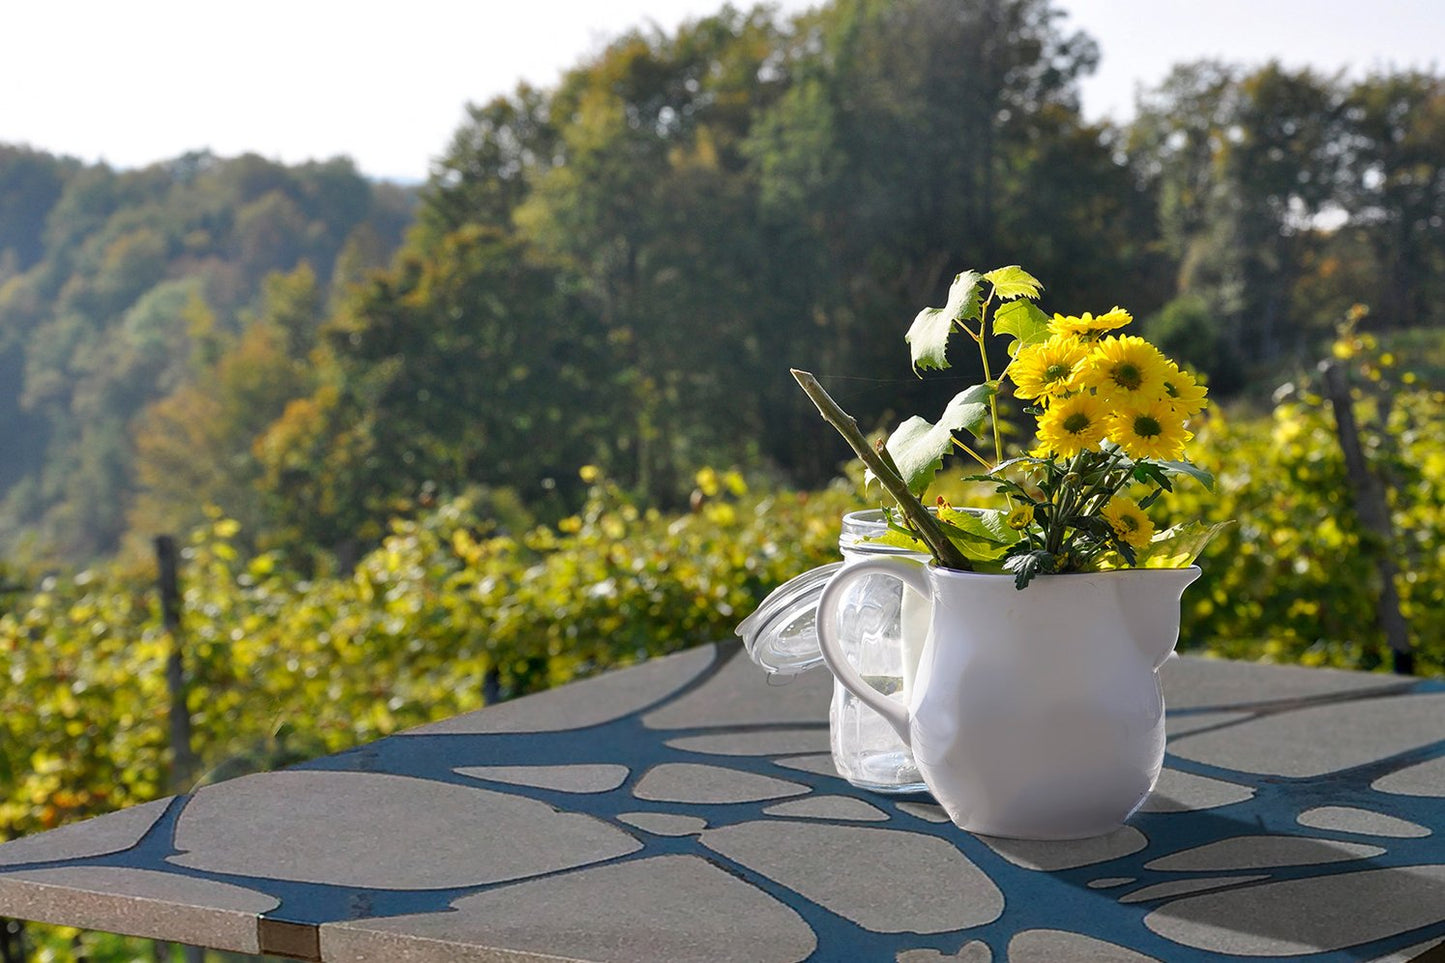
[816,559,1201,839]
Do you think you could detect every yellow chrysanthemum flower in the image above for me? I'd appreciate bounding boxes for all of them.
[1035,392,1108,458]
[1106,397,1192,461]
[1008,335,1089,400]
[1048,306,1132,339]
[1100,496,1155,550]
[1006,503,1035,530]
[1078,335,1171,410]
[1161,362,1209,416]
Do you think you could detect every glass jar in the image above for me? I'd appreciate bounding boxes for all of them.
[736,510,928,793]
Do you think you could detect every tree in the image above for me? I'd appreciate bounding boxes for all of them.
[1129,61,1346,381]
[1338,71,1445,329]
[744,0,1104,480]
[128,267,323,554]
[256,227,608,553]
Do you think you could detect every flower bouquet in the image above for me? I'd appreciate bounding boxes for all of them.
[793,265,1223,588]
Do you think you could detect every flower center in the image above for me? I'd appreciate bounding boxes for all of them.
[1044,363,1072,382]
[1112,363,1143,391]
[1062,412,1092,434]
[1120,514,1140,532]
[1133,414,1163,437]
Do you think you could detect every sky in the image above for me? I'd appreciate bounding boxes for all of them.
[1,0,1440,184]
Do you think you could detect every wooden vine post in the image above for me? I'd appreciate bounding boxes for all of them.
[1318,360,1413,675]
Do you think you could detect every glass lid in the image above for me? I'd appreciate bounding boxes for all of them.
[733,561,841,676]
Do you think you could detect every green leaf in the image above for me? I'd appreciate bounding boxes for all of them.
[942,270,985,320]
[905,271,982,372]
[885,383,997,494]
[1004,549,1057,590]
[905,307,955,372]
[1153,460,1215,491]
[1132,462,1174,492]
[993,300,1051,356]
[938,506,1022,546]
[1138,520,1232,568]
[984,265,1044,301]
[866,527,929,553]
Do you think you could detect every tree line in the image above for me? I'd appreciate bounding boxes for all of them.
[1,0,1441,569]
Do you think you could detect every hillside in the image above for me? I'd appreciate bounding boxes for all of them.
[0,147,415,561]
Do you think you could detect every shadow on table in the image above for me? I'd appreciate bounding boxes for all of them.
[967,794,1445,962]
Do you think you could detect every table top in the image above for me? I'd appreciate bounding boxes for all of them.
[1,643,1443,963]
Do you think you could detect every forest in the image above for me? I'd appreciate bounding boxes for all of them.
[1,0,1444,955]
[1,0,1441,571]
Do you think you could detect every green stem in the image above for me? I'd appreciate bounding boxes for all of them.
[951,436,993,470]
[791,369,971,570]
[975,294,1004,465]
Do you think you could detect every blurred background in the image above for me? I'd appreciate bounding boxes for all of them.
[0,1,1442,956]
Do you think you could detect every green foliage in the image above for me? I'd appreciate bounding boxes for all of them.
[1143,292,1243,393]
[0,150,414,563]
[0,469,860,837]
[1161,383,1445,674]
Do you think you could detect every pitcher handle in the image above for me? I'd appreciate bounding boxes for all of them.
[815,556,932,745]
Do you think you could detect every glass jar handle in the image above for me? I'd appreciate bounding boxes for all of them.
[815,557,932,745]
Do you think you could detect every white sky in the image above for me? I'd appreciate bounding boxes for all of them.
[1,1,1440,184]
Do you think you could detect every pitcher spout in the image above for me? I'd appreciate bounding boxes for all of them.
[1118,566,1202,670]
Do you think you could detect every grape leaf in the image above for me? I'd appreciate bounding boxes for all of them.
[938,506,1023,546]
[994,299,1051,356]
[983,265,1044,301]
[885,384,997,494]
[905,270,982,372]
[1139,520,1232,568]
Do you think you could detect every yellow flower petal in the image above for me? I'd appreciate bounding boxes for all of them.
[1106,396,1192,461]
[1035,392,1108,458]
[1100,496,1155,550]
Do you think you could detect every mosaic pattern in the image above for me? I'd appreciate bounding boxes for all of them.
[0,643,1442,962]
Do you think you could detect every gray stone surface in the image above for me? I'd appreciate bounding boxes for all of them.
[666,728,828,757]
[617,812,708,836]
[633,763,809,804]
[1087,877,1137,889]
[1118,875,1270,904]
[1160,655,1411,709]
[0,798,172,867]
[1007,929,1161,962]
[1163,710,1249,737]
[1297,806,1431,838]
[701,821,1003,933]
[0,866,276,953]
[1137,768,1255,813]
[1144,865,1445,956]
[763,795,889,821]
[979,826,1147,871]
[1145,834,1384,872]
[169,770,639,887]
[454,763,630,793]
[642,648,832,730]
[1373,753,1445,797]
[897,941,992,963]
[320,855,817,963]
[1169,692,1445,777]
[773,753,842,778]
[403,644,717,734]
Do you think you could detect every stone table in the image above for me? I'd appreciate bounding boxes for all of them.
[1,643,1443,962]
